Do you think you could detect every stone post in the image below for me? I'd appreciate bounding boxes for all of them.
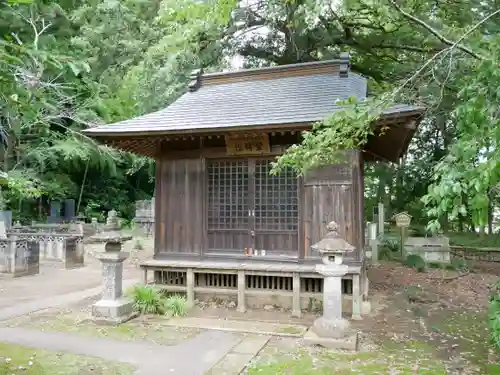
[304,221,358,350]
[377,202,385,236]
[367,222,378,265]
[90,210,135,324]
[92,240,136,323]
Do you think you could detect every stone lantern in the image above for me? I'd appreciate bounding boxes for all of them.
[90,209,135,324]
[304,221,358,350]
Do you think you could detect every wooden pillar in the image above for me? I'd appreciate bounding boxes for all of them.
[186,268,194,307]
[292,272,301,318]
[352,274,362,320]
[237,270,246,313]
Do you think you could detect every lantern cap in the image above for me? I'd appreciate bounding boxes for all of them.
[311,221,355,256]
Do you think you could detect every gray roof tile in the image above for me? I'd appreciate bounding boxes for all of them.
[84,64,423,136]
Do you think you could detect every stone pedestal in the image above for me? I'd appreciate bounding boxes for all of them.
[304,264,358,350]
[92,242,136,324]
[304,221,359,350]
[64,236,85,269]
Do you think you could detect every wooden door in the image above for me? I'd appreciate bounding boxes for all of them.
[253,159,299,255]
[207,160,251,252]
[207,158,299,255]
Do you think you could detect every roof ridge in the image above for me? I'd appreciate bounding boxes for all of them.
[190,54,351,90]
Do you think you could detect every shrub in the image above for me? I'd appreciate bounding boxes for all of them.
[378,246,393,261]
[489,281,500,349]
[164,295,189,317]
[126,285,166,315]
[427,262,442,269]
[380,237,400,252]
[405,254,426,272]
[450,258,468,271]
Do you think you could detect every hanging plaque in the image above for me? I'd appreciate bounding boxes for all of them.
[225,133,270,155]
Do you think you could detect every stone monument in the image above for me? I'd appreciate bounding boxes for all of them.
[304,221,359,350]
[90,209,135,324]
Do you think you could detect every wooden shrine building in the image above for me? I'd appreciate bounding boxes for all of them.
[84,54,424,317]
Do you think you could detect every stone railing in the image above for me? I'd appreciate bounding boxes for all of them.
[403,236,451,263]
[451,246,500,262]
[10,224,84,264]
[13,233,84,265]
[0,236,40,277]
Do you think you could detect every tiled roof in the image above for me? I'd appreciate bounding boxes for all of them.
[84,60,423,136]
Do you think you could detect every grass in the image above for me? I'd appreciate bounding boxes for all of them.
[276,326,304,335]
[125,284,190,316]
[247,340,447,374]
[437,311,500,374]
[0,343,134,375]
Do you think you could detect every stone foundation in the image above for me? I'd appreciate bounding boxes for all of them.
[141,259,370,318]
[92,299,137,324]
[303,329,358,350]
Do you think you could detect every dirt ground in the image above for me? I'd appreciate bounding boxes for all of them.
[0,236,153,309]
[3,243,499,374]
[245,261,500,374]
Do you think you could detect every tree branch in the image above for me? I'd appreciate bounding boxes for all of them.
[388,0,483,60]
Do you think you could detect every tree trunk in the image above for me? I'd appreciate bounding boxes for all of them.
[488,200,494,234]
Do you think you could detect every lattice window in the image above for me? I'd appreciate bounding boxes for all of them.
[255,160,298,231]
[154,271,187,286]
[300,277,353,295]
[208,160,249,230]
[246,275,293,291]
[195,273,237,289]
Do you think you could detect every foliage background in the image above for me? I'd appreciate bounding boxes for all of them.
[1,0,499,232]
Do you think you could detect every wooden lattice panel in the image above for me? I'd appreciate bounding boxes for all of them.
[154,271,187,286]
[246,275,293,291]
[207,160,249,230]
[195,273,238,289]
[254,160,298,231]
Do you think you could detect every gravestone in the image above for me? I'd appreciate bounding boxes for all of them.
[133,198,155,236]
[48,201,63,224]
[0,211,12,230]
[0,220,7,240]
[63,199,75,222]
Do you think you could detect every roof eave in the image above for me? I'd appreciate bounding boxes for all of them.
[82,106,426,139]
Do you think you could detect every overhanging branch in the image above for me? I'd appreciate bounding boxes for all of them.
[388,0,483,60]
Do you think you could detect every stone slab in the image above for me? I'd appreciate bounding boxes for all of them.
[91,298,137,324]
[303,329,358,351]
[231,335,270,354]
[164,317,307,337]
[209,352,256,374]
[207,334,270,375]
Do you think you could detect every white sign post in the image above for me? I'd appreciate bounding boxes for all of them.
[393,212,412,258]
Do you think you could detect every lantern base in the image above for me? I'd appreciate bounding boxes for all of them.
[304,329,358,351]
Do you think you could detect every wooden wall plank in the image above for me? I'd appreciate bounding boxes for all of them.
[154,159,162,257]
[301,152,362,259]
[159,158,204,254]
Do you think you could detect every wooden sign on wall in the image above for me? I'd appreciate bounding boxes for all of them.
[225,133,270,155]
